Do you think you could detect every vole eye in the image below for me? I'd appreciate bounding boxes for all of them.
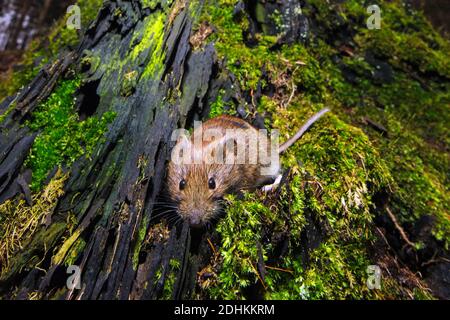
[208,177,216,190]
[179,179,186,190]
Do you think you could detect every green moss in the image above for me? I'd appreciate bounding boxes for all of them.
[199,1,271,91]
[133,215,149,270]
[25,78,116,191]
[0,99,17,124]
[267,242,375,300]
[98,1,181,91]
[130,11,167,78]
[141,0,162,10]
[207,193,270,299]
[207,108,391,299]
[306,1,450,247]
[161,258,181,299]
[200,0,448,299]
[209,89,230,117]
[80,50,101,73]
[350,1,450,79]
[153,257,182,299]
[268,9,283,33]
[64,237,86,266]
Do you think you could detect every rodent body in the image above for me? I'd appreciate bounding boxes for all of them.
[167,108,330,227]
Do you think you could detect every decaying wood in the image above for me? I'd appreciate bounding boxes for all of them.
[0,0,230,299]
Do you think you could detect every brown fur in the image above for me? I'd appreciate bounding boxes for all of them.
[167,115,269,227]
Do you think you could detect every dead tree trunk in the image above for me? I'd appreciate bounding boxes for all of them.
[0,0,233,299]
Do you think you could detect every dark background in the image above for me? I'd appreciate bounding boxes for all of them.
[411,0,450,35]
[0,0,72,73]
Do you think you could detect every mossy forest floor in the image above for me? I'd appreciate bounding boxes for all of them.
[0,0,449,299]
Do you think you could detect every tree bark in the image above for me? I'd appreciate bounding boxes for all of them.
[0,0,232,299]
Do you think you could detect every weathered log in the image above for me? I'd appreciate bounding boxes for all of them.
[0,0,230,299]
[1,0,448,301]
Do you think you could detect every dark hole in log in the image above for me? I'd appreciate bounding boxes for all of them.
[189,228,205,255]
[242,280,265,299]
[76,79,101,121]
[185,96,201,129]
[47,264,71,291]
[138,250,147,265]
[144,177,155,210]
[199,61,221,119]
[243,1,261,31]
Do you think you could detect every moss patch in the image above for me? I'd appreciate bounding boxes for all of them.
[25,78,116,191]
[199,0,449,299]
[0,169,68,275]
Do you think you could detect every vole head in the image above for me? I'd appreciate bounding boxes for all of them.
[167,134,239,228]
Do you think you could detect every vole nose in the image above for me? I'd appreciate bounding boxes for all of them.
[189,209,203,227]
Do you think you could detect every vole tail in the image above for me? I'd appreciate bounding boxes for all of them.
[279,107,330,154]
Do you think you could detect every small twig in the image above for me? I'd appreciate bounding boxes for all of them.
[248,258,267,290]
[385,206,415,247]
[283,66,299,108]
[265,265,294,274]
[363,117,388,136]
[421,256,450,267]
[250,88,257,110]
[284,79,296,108]
[207,237,216,255]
